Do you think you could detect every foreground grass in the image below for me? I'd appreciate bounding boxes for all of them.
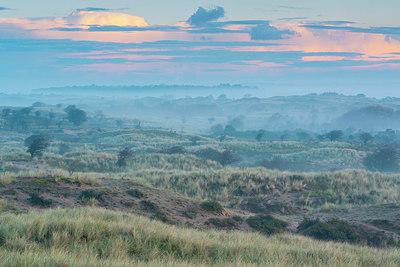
[0,208,400,266]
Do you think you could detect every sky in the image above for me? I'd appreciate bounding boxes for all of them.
[1,1,400,97]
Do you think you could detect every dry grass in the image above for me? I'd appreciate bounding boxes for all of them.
[0,207,399,266]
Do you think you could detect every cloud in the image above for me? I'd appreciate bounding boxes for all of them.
[277,5,309,10]
[187,6,225,26]
[66,11,148,27]
[76,7,128,12]
[250,23,293,40]
[0,7,11,11]
[302,24,400,35]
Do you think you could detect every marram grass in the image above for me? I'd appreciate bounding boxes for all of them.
[0,208,400,266]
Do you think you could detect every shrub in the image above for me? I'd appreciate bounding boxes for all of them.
[80,190,103,201]
[206,218,237,229]
[117,147,133,167]
[151,210,171,223]
[259,157,290,171]
[201,201,223,212]
[140,200,159,212]
[298,219,363,244]
[364,147,398,172]
[28,193,52,207]
[126,189,144,198]
[243,198,265,213]
[26,135,50,157]
[297,217,319,232]
[247,215,288,235]
[159,146,185,154]
[183,207,198,219]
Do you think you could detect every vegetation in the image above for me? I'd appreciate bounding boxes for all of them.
[1,208,400,266]
[298,218,398,248]
[26,135,49,157]
[2,95,400,265]
[364,147,398,172]
[247,215,288,235]
[201,201,224,212]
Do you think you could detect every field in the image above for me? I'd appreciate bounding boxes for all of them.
[1,99,400,266]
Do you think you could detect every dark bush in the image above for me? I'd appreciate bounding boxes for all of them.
[206,218,237,229]
[80,190,103,201]
[140,200,159,212]
[243,198,265,213]
[259,157,290,171]
[126,189,144,198]
[363,147,398,172]
[183,207,198,219]
[297,217,319,232]
[299,219,361,243]
[195,148,238,166]
[159,146,185,154]
[246,215,288,235]
[117,147,133,167]
[151,211,171,223]
[28,193,52,207]
[232,216,243,222]
[201,201,223,212]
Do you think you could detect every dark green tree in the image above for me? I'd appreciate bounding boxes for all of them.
[359,132,374,145]
[27,136,49,157]
[117,147,134,167]
[256,133,264,142]
[364,147,398,172]
[66,107,87,126]
[326,130,343,141]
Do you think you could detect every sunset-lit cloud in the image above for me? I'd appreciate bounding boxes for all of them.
[1,7,400,94]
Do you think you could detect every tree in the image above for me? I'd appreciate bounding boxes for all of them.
[195,148,238,166]
[159,146,185,154]
[219,150,237,166]
[117,147,133,167]
[218,135,227,142]
[49,111,56,120]
[260,157,290,171]
[326,130,343,141]
[64,105,77,113]
[59,143,71,155]
[190,136,201,145]
[116,119,124,128]
[2,108,11,117]
[66,107,87,126]
[256,133,264,142]
[363,147,398,172]
[27,136,49,157]
[24,134,49,147]
[210,124,224,135]
[359,132,374,145]
[224,125,236,135]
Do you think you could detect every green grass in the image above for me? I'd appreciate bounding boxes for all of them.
[0,208,400,266]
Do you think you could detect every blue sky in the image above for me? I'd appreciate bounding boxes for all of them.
[1,1,400,96]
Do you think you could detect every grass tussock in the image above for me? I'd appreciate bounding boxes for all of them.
[0,208,400,266]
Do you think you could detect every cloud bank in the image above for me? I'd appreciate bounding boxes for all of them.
[66,11,148,27]
[0,8,400,93]
[250,23,293,40]
[187,6,225,26]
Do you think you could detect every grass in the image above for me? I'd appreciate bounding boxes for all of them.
[0,208,400,266]
[3,166,400,211]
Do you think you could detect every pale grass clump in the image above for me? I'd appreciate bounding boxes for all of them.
[0,207,400,266]
[0,199,12,212]
[0,172,16,186]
